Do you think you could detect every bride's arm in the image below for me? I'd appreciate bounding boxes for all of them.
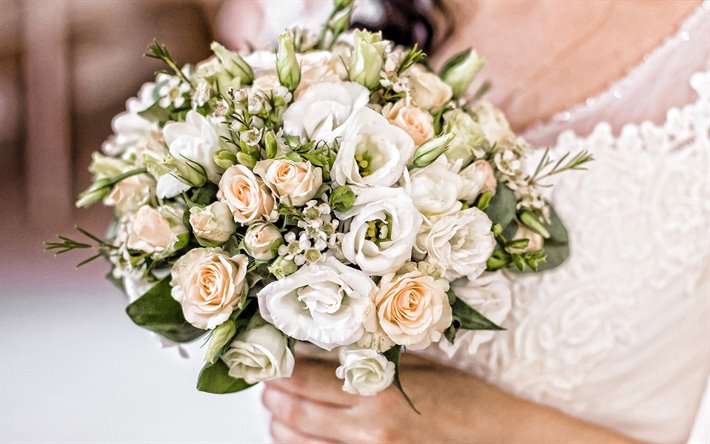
[262,355,643,444]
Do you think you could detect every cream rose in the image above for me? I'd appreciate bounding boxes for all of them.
[416,208,496,281]
[218,165,278,225]
[126,205,188,258]
[336,348,395,396]
[252,74,280,92]
[189,202,236,245]
[170,247,248,330]
[382,100,434,146]
[253,159,322,207]
[295,51,340,96]
[405,65,453,110]
[257,257,375,351]
[222,321,295,384]
[104,174,154,214]
[442,109,486,165]
[406,156,463,218]
[438,273,511,357]
[374,271,452,350]
[243,222,282,260]
[458,159,497,204]
[337,187,422,276]
[282,81,370,143]
[332,107,415,188]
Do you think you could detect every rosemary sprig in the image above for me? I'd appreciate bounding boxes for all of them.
[45,226,118,267]
[530,148,594,186]
[396,44,426,75]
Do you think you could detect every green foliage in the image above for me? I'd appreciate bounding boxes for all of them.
[444,290,503,342]
[383,346,420,414]
[125,277,205,343]
[330,186,356,212]
[196,360,254,394]
[484,182,516,228]
[534,205,569,272]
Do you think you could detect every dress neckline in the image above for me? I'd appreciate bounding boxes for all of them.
[522,0,710,145]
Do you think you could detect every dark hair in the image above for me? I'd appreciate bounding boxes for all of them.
[351,0,453,54]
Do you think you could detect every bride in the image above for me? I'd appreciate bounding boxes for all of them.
[221,0,710,442]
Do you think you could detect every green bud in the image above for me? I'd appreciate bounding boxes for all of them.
[205,320,237,364]
[409,133,455,168]
[75,178,112,208]
[328,7,352,36]
[519,211,551,239]
[213,150,238,169]
[276,32,301,92]
[210,42,254,85]
[439,49,485,98]
[475,190,493,211]
[329,186,356,212]
[268,256,298,279]
[88,152,127,179]
[486,248,509,271]
[334,0,353,9]
[236,152,257,169]
[264,130,278,159]
[349,30,387,90]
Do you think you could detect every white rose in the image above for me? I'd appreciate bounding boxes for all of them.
[244,222,282,260]
[335,348,395,396]
[416,208,496,280]
[282,81,369,143]
[442,109,486,165]
[406,156,463,218]
[296,51,340,96]
[439,273,511,357]
[160,110,223,198]
[126,205,188,257]
[457,160,497,204]
[257,257,375,351]
[189,202,236,245]
[222,322,295,384]
[104,174,155,214]
[374,271,452,350]
[474,101,517,149]
[382,100,434,146]
[218,165,278,225]
[332,107,415,188]
[404,65,453,110]
[171,248,248,329]
[338,187,422,276]
[253,159,322,207]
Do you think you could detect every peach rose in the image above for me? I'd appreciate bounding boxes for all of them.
[104,174,154,214]
[171,247,248,330]
[295,51,340,96]
[405,65,453,110]
[126,204,188,258]
[253,159,322,207]
[252,74,280,92]
[458,160,498,203]
[382,100,435,146]
[218,165,277,225]
[374,270,452,350]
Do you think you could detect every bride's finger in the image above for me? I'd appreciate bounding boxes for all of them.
[270,418,339,444]
[265,358,355,406]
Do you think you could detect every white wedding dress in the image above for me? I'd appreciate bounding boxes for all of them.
[222,2,710,442]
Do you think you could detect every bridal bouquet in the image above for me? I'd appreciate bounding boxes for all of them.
[48,0,590,405]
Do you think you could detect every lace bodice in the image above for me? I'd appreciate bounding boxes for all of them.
[421,5,710,442]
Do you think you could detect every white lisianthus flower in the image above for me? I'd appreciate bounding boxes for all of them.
[403,65,453,110]
[257,257,375,351]
[457,159,497,204]
[282,82,369,143]
[416,208,496,280]
[104,174,155,214]
[242,50,277,77]
[338,187,422,276]
[253,159,322,207]
[218,165,278,225]
[243,222,282,260]
[126,205,188,258]
[189,202,236,245]
[171,248,248,330]
[335,348,395,396]
[159,110,223,198]
[332,107,415,188]
[102,82,158,157]
[222,322,295,384]
[406,156,463,218]
[374,270,452,350]
[439,273,511,357]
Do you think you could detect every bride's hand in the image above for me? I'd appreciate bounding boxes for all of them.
[262,355,641,444]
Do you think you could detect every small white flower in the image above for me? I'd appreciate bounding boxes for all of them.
[158,75,190,108]
[336,348,395,396]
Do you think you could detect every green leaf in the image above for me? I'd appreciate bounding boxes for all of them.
[196,359,254,394]
[445,290,503,342]
[484,182,516,229]
[138,100,173,123]
[535,205,569,272]
[383,346,420,415]
[125,277,205,343]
